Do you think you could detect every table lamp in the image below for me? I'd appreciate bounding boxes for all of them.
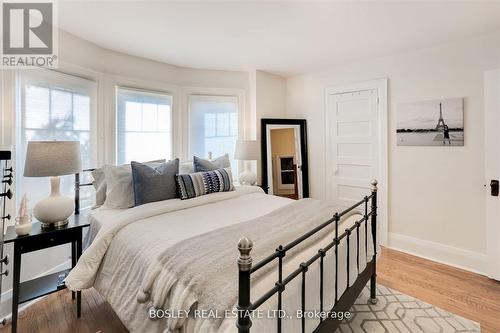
[24,141,81,228]
[234,140,259,185]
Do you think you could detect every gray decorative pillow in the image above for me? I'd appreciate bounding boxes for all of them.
[193,154,230,172]
[131,159,180,206]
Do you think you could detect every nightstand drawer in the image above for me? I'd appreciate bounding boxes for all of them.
[16,228,80,253]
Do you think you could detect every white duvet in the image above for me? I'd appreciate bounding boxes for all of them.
[67,186,374,332]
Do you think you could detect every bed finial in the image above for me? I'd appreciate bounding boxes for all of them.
[237,237,253,272]
[237,237,253,332]
[371,179,378,192]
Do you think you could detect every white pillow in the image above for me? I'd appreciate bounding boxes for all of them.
[103,160,165,209]
[179,160,194,174]
[91,168,107,208]
[103,164,135,209]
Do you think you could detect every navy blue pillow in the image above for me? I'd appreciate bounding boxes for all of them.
[131,159,179,206]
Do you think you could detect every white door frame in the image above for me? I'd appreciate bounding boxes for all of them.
[484,69,500,280]
[325,78,388,246]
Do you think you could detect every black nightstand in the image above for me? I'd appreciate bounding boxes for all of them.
[4,214,89,333]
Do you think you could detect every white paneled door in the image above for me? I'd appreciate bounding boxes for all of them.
[326,89,379,207]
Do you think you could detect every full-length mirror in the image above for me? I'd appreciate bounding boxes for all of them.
[261,119,309,199]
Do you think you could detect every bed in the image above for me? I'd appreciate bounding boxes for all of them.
[68,172,378,333]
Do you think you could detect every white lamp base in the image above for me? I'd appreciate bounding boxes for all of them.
[238,163,257,186]
[33,176,74,228]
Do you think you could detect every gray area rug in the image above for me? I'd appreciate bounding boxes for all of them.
[338,285,480,333]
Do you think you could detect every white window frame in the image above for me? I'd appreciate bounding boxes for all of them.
[114,86,174,165]
[181,87,246,163]
[106,75,179,165]
[14,66,102,208]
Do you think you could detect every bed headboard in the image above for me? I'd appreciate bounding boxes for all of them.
[74,168,95,215]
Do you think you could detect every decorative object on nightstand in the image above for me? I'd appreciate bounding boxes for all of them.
[14,194,31,236]
[234,140,259,186]
[23,141,81,229]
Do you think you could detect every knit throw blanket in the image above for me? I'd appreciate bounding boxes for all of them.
[137,198,349,332]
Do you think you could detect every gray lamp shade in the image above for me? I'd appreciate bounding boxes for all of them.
[234,140,260,161]
[24,141,82,177]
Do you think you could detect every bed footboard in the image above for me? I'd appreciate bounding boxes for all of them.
[237,179,378,333]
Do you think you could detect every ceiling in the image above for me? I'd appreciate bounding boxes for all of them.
[58,1,500,77]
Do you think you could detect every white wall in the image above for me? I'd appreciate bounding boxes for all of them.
[254,70,287,182]
[286,31,500,273]
[0,29,253,319]
[256,70,286,120]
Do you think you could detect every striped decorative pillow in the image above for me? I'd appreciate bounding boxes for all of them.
[176,168,234,200]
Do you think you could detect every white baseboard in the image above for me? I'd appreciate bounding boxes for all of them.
[0,259,71,323]
[388,232,487,275]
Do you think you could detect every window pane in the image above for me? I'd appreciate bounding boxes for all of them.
[116,88,173,165]
[189,95,239,175]
[73,94,90,131]
[142,103,157,132]
[204,113,216,137]
[124,132,172,164]
[216,113,229,136]
[17,70,97,209]
[24,86,49,129]
[229,113,237,136]
[125,102,142,131]
[51,89,73,129]
[157,105,171,132]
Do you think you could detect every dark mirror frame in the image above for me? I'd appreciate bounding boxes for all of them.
[261,118,309,198]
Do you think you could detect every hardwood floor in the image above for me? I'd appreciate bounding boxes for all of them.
[1,247,499,332]
[0,288,127,333]
[378,247,500,333]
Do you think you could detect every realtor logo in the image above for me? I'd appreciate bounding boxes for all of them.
[2,1,58,68]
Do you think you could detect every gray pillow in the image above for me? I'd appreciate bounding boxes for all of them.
[131,159,180,206]
[193,154,230,172]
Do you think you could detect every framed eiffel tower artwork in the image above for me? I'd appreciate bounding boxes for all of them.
[397,97,464,146]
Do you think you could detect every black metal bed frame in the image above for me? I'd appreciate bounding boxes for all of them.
[74,168,95,215]
[74,168,378,333]
[237,179,378,333]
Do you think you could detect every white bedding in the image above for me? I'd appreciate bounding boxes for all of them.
[84,207,124,248]
[70,187,374,332]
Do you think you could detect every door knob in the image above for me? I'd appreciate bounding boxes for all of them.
[491,179,499,196]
